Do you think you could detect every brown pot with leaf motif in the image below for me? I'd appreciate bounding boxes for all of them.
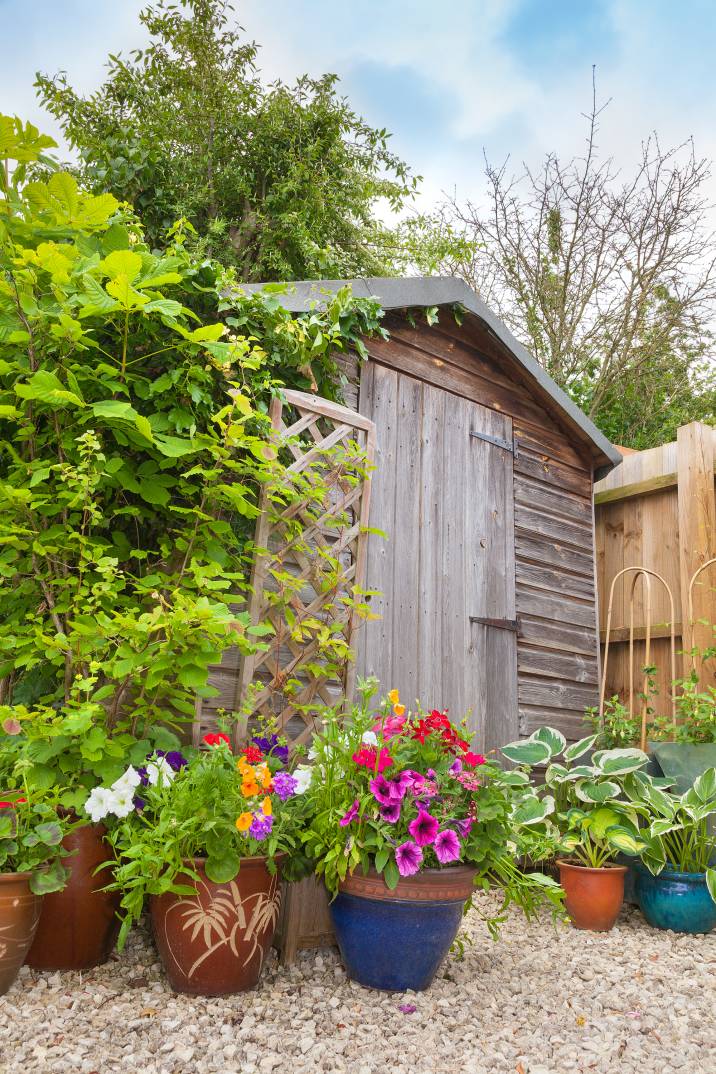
[26,822,120,970]
[150,855,284,995]
[0,872,42,995]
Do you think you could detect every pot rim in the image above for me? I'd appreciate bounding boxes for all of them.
[637,863,711,882]
[0,869,34,884]
[557,859,628,875]
[184,852,287,868]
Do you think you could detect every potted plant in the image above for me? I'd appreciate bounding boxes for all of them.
[302,685,564,993]
[648,646,716,793]
[100,731,308,995]
[1,700,188,971]
[502,731,650,931]
[0,791,73,995]
[628,766,716,933]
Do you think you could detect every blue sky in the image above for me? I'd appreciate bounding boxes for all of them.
[3,0,716,209]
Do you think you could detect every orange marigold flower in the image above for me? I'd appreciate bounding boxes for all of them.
[388,688,400,705]
[241,780,259,798]
[261,797,272,816]
[236,812,253,831]
[393,703,406,717]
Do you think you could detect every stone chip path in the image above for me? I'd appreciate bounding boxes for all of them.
[1,894,714,1074]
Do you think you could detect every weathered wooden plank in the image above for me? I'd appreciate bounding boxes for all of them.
[417,380,445,707]
[515,586,595,628]
[515,532,595,577]
[515,447,592,499]
[518,614,602,657]
[514,474,593,524]
[515,504,592,549]
[519,706,592,739]
[515,560,595,601]
[513,419,590,471]
[594,471,678,505]
[519,675,598,710]
[391,374,422,696]
[517,643,599,684]
[677,422,716,685]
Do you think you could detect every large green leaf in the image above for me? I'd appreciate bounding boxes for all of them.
[692,768,716,804]
[501,739,552,765]
[606,825,646,856]
[587,806,622,840]
[592,748,649,776]
[530,726,566,758]
[564,733,598,763]
[513,794,555,825]
[575,779,620,804]
[91,400,154,442]
[15,370,84,408]
[706,868,716,905]
[204,852,240,884]
[101,249,142,282]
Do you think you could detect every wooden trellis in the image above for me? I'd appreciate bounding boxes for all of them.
[233,389,376,748]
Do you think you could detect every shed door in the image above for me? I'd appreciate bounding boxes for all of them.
[359,364,518,752]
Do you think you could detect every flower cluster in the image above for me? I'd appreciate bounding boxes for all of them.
[84,749,188,823]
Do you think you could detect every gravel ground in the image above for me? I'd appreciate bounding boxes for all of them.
[1,892,714,1074]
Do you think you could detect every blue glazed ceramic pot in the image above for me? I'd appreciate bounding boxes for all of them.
[635,865,716,934]
[329,866,474,992]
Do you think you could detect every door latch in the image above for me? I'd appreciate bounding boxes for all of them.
[469,616,521,636]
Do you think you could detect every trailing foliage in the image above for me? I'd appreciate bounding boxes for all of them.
[36,0,419,279]
[0,115,384,806]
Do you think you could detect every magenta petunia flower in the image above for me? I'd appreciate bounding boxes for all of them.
[434,829,461,864]
[369,775,394,806]
[456,817,473,838]
[408,810,440,846]
[449,758,463,775]
[379,800,401,823]
[395,841,423,876]
[340,799,360,827]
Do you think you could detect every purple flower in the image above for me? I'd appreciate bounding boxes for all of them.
[339,799,360,827]
[249,813,274,841]
[156,750,188,771]
[456,817,473,839]
[449,758,463,775]
[137,766,149,788]
[273,771,298,801]
[369,775,394,806]
[399,1004,417,1014]
[379,801,401,824]
[133,796,146,812]
[252,735,289,764]
[427,769,437,779]
[395,841,423,877]
[408,810,440,846]
[434,829,461,864]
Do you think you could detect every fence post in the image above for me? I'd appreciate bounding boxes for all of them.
[677,422,716,686]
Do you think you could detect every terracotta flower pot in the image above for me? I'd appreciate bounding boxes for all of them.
[0,872,42,995]
[558,859,627,931]
[330,866,476,991]
[26,822,120,970]
[151,855,284,995]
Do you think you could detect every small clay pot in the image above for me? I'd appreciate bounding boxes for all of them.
[0,872,42,995]
[151,855,284,995]
[26,822,120,970]
[558,859,627,931]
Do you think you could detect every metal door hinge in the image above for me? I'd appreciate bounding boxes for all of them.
[469,615,521,636]
[469,429,516,457]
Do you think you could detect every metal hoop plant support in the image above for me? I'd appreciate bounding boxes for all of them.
[600,567,677,751]
[686,557,716,669]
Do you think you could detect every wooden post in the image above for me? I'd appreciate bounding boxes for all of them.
[677,422,716,686]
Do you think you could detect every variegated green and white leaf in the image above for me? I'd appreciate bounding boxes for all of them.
[564,733,598,763]
[501,739,552,765]
[706,868,716,905]
[691,768,716,804]
[575,779,620,804]
[529,726,566,758]
[607,825,647,856]
[513,794,555,826]
[592,748,649,776]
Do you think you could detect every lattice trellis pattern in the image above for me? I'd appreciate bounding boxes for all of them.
[234,390,376,748]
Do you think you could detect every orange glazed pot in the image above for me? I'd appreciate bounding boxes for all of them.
[26,822,120,970]
[151,856,284,996]
[558,859,627,931]
[0,872,42,995]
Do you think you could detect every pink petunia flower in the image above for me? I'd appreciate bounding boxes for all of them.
[434,829,461,864]
[408,810,440,847]
[375,713,407,740]
[395,841,423,876]
[370,775,394,806]
[379,801,401,823]
[339,800,360,827]
[352,747,393,773]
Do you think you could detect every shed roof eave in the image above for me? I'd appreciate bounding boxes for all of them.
[234,276,623,474]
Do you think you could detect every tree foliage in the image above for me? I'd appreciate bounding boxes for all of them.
[439,95,716,447]
[35,0,418,280]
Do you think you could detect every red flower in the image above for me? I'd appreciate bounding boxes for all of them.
[427,709,450,730]
[243,745,263,763]
[463,752,487,767]
[410,720,431,744]
[352,747,393,772]
[203,732,231,749]
[0,802,13,809]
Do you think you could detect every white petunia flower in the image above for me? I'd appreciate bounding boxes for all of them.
[145,757,175,787]
[111,766,141,794]
[292,765,314,795]
[361,730,378,746]
[84,786,115,824]
[110,786,136,819]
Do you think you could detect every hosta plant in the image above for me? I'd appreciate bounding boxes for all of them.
[502,729,651,868]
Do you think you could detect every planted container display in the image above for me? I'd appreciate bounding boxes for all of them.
[630,766,716,934]
[303,685,564,993]
[502,734,652,931]
[0,792,72,995]
[102,731,308,995]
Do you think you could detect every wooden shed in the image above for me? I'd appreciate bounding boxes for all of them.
[240,277,622,751]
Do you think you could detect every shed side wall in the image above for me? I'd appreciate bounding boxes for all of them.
[347,312,600,742]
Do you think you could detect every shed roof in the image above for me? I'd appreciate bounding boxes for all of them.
[237,276,622,475]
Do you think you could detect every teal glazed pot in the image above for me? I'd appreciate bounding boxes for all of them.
[329,866,475,992]
[635,865,716,934]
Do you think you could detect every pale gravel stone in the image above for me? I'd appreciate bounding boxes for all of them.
[0,893,715,1074]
